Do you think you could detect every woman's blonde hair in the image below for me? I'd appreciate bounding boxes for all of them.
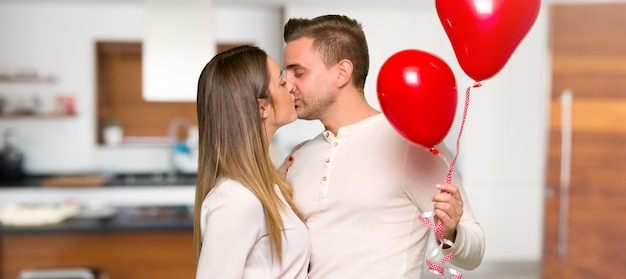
[193,45,304,265]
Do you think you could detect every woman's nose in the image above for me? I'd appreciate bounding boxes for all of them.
[286,81,296,94]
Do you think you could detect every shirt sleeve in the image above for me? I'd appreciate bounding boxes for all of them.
[403,142,486,270]
[196,182,265,279]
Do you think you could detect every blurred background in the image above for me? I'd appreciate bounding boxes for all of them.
[0,0,624,278]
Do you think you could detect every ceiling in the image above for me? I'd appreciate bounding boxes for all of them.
[213,0,626,5]
[4,0,624,6]
[214,0,433,8]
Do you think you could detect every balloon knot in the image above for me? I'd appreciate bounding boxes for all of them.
[429,147,440,155]
[472,82,482,88]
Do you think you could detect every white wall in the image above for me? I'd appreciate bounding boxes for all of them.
[0,1,145,173]
[0,1,284,174]
[4,0,613,265]
[214,4,283,63]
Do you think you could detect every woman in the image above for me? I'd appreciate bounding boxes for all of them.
[193,45,309,278]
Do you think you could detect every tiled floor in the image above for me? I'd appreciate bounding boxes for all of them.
[423,261,540,279]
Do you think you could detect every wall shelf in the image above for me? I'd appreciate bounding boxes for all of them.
[0,113,75,119]
[0,75,55,84]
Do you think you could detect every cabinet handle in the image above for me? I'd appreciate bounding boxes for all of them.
[557,89,573,260]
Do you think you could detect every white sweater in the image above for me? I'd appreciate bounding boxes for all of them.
[197,178,310,279]
[287,113,485,278]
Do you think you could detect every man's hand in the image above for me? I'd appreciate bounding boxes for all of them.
[432,183,464,243]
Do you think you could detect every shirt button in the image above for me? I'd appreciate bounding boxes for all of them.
[333,142,338,147]
[325,158,330,163]
[322,176,327,181]
[325,132,330,137]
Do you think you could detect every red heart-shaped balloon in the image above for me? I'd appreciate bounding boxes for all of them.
[436,0,540,81]
[377,49,457,148]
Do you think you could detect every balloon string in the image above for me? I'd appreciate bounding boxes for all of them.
[445,81,480,183]
[421,81,479,279]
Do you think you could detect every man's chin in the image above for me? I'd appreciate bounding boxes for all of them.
[295,112,308,120]
[295,108,315,120]
[295,108,304,119]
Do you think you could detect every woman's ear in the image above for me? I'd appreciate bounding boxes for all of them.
[335,59,353,88]
[258,99,269,119]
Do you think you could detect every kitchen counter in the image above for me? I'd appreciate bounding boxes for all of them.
[0,174,197,278]
[1,206,196,279]
[0,205,193,234]
[0,173,196,207]
[0,172,197,187]
[0,173,196,236]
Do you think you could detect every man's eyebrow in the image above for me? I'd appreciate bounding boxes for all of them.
[284,64,301,70]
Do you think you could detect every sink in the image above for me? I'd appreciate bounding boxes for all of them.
[106,173,196,186]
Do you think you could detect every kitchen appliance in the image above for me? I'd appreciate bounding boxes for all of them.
[16,267,108,279]
[0,128,24,183]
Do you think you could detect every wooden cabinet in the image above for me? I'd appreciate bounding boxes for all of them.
[96,42,197,145]
[0,230,195,279]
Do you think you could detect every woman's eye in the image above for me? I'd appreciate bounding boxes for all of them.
[280,81,287,87]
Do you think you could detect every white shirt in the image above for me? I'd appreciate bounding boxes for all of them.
[197,178,310,279]
[287,114,485,278]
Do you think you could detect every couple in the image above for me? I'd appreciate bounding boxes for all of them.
[193,14,485,279]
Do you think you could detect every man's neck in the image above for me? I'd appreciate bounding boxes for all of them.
[320,95,379,135]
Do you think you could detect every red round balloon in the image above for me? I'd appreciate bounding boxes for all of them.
[377,49,457,148]
[436,0,540,81]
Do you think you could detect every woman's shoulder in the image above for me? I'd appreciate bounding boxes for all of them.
[200,177,266,235]
[203,177,262,209]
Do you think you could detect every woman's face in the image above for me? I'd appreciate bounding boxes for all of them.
[264,57,297,129]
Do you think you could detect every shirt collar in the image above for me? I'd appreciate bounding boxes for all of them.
[323,113,383,141]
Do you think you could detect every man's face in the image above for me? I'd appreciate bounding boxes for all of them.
[283,37,336,121]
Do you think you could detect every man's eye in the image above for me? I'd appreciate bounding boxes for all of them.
[285,69,303,79]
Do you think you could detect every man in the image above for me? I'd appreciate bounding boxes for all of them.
[282,14,485,278]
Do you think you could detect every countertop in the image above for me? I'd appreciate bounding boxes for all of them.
[0,173,196,233]
[0,205,193,234]
[0,172,197,187]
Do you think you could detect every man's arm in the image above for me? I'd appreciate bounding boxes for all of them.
[404,142,486,270]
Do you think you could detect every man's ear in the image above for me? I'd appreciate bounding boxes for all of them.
[258,99,269,119]
[335,59,353,88]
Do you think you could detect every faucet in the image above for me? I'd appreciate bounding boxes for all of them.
[166,117,198,181]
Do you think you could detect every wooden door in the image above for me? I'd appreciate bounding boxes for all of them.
[543,3,626,278]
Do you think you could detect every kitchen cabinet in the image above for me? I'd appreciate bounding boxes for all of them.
[1,230,195,279]
[0,206,196,279]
